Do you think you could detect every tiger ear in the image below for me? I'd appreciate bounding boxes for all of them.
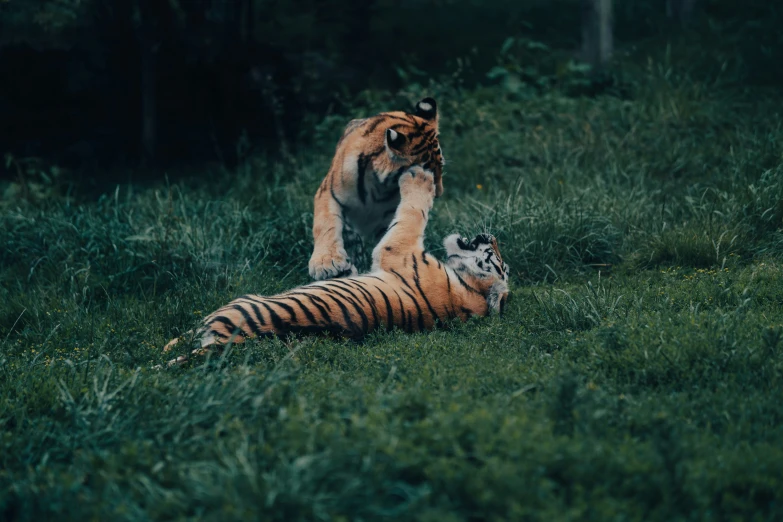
[415,97,437,121]
[385,128,408,153]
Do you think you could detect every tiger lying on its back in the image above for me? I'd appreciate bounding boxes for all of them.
[164,167,509,365]
[309,97,445,281]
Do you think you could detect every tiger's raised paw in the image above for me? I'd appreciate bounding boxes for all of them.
[399,166,435,206]
[308,249,358,281]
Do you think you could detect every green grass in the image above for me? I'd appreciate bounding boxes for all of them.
[3,23,783,521]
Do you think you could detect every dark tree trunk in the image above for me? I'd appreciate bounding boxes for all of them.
[136,0,163,166]
[581,0,613,67]
[140,43,156,165]
[667,0,697,25]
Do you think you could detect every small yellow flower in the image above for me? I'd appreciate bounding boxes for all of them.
[476,184,483,190]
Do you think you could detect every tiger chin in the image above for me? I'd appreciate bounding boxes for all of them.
[308,97,446,281]
[162,167,509,367]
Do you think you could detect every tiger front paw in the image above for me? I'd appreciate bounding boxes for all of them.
[308,248,357,280]
[399,166,435,208]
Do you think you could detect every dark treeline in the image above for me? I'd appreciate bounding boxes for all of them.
[0,0,780,173]
[0,0,531,169]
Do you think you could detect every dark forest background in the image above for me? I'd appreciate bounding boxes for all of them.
[2,0,780,180]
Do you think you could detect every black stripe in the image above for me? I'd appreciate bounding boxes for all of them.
[444,267,456,319]
[396,283,424,332]
[320,283,369,334]
[266,300,298,321]
[339,279,381,330]
[353,279,386,321]
[362,115,386,136]
[410,131,435,149]
[411,254,441,325]
[390,269,414,292]
[362,114,409,136]
[236,297,268,327]
[208,316,248,338]
[286,296,318,324]
[391,289,407,331]
[410,141,432,156]
[208,328,229,342]
[260,302,286,332]
[306,292,334,313]
[421,252,430,265]
[327,282,371,333]
[376,286,395,331]
[356,153,371,204]
[286,291,332,320]
[330,279,379,331]
[352,281,382,330]
[453,270,482,295]
[319,290,361,337]
[231,304,264,336]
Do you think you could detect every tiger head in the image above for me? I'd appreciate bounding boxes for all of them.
[384,97,445,197]
[443,233,510,315]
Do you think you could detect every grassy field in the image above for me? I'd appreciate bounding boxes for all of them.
[3,19,783,521]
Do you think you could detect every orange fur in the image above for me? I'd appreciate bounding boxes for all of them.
[308,98,445,280]
[163,168,509,366]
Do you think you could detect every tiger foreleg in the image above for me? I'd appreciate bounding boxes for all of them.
[371,167,435,271]
[309,180,357,280]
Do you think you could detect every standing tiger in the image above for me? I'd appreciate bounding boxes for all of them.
[163,167,509,365]
[308,97,446,281]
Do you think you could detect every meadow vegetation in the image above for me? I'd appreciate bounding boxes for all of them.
[2,7,783,520]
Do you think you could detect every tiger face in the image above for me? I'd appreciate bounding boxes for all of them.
[383,97,445,197]
[443,233,510,314]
